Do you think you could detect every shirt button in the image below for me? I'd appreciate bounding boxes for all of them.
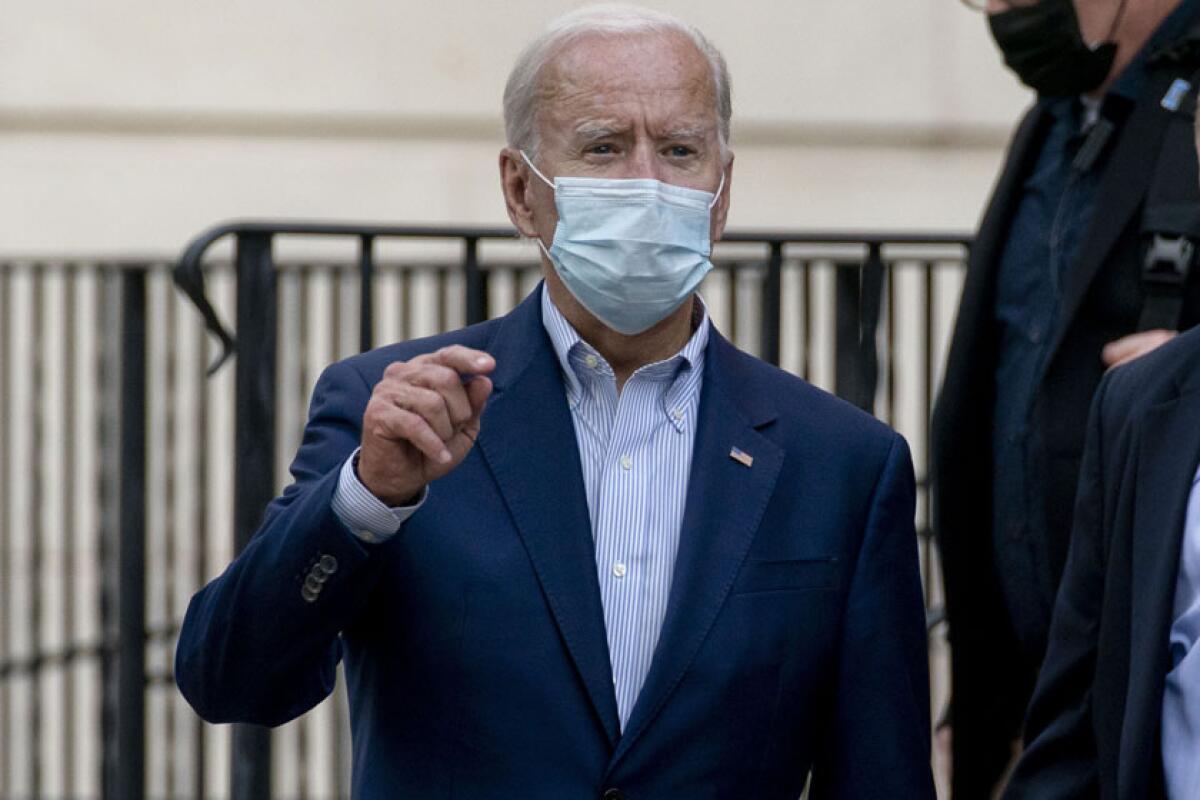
[619,455,632,471]
[671,408,684,421]
[584,354,599,369]
[613,562,627,578]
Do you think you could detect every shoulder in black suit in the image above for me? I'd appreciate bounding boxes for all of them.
[1004,326,1200,800]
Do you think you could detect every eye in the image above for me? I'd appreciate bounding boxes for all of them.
[586,143,616,156]
[666,145,696,158]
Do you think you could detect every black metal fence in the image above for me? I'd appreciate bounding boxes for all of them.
[0,223,969,798]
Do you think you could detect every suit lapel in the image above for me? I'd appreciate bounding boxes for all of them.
[476,289,622,745]
[1120,385,1200,798]
[608,333,783,769]
[1049,75,1177,361]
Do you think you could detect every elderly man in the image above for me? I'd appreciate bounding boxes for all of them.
[176,5,934,797]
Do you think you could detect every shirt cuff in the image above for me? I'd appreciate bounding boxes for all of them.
[331,448,427,544]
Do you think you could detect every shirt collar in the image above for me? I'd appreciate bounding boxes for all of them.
[540,284,710,410]
[1108,0,1200,101]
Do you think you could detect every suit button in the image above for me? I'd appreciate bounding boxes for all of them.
[301,585,319,603]
[602,790,625,800]
[304,574,323,593]
[319,554,338,575]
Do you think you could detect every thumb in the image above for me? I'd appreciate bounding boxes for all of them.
[443,376,493,462]
[466,375,493,416]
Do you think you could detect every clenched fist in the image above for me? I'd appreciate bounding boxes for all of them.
[357,345,495,506]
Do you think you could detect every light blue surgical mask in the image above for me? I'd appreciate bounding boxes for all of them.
[522,151,725,336]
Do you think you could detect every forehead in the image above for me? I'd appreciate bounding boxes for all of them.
[535,31,718,135]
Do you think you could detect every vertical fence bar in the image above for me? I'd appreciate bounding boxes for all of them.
[163,276,180,799]
[117,265,148,800]
[834,261,862,406]
[29,267,44,799]
[760,242,783,366]
[923,260,938,609]
[800,261,812,382]
[858,242,885,413]
[100,267,119,800]
[0,264,9,798]
[231,234,276,800]
[359,236,374,353]
[464,237,486,324]
[193,296,209,800]
[884,255,897,426]
[62,268,79,795]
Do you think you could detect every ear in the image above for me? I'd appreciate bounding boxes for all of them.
[710,152,734,243]
[499,148,541,238]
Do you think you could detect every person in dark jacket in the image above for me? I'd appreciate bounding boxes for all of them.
[933,0,1200,794]
[1003,324,1200,799]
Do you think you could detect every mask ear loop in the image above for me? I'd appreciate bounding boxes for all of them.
[707,169,727,211]
[519,150,556,189]
[518,150,558,257]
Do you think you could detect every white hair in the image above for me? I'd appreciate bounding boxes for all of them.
[503,3,732,159]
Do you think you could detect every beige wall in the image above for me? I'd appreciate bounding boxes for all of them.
[0,0,1034,256]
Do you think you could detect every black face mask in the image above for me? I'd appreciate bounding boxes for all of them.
[988,0,1119,96]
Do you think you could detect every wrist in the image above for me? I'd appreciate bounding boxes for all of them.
[354,451,423,507]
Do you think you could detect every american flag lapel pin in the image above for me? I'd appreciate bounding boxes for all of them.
[729,446,754,468]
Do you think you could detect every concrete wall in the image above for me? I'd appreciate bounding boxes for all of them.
[0,0,1033,256]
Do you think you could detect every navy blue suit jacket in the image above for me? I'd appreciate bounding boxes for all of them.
[176,287,934,799]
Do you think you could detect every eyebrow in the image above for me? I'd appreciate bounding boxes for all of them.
[573,121,629,141]
[659,124,711,141]
[571,121,714,142]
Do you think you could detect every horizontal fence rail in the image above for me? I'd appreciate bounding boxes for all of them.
[0,223,970,799]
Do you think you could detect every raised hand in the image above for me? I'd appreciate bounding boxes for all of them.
[357,345,495,506]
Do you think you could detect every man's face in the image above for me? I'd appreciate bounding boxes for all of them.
[501,30,732,251]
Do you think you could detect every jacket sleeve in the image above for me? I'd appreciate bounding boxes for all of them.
[1001,374,1115,798]
[175,359,390,726]
[810,433,936,799]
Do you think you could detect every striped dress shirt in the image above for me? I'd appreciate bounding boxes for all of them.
[541,288,709,729]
